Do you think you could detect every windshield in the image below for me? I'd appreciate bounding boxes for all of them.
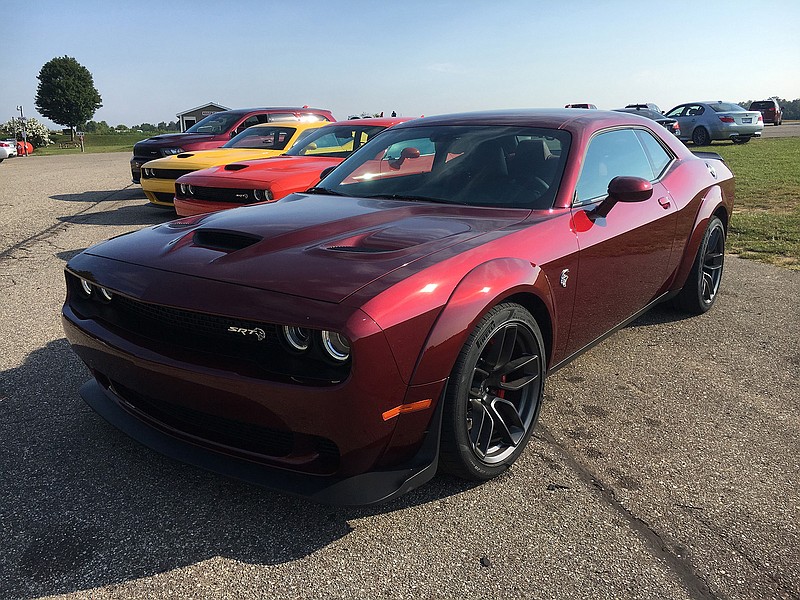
[315,125,571,210]
[284,124,388,158]
[186,112,241,134]
[709,102,746,113]
[222,125,298,150]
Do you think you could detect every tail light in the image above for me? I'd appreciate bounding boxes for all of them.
[719,116,735,123]
[758,115,763,122]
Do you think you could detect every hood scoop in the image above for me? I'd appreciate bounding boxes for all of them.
[192,229,262,252]
[323,218,473,255]
[177,153,195,158]
[224,163,249,171]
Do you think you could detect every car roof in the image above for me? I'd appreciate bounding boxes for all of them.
[326,117,414,127]
[220,107,333,116]
[388,108,644,131]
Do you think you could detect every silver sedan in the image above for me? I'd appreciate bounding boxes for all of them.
[665,101,764,145]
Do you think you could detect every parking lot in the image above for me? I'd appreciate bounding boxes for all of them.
[0,152,798,600]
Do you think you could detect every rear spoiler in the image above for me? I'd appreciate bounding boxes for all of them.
[691,151,726,163]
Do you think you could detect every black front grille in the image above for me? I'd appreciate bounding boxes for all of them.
[109,380,340,471]
[152,192,175,204]
[142,168,195,180]
[182,186,259,204]
[134,146,160,159]
[112,294,281,347]
[66,273,350,385]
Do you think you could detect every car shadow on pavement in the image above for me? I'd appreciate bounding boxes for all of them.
[57,205,176,227]
[51,187,147,203]
[0,339,477,598]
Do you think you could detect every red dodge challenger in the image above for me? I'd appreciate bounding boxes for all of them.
[62,109,733,504]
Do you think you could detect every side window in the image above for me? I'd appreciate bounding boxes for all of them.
[268,112,300,122]
[574,129,655,204]
[665,106,685,118]
[635,130,672,178]
[234,116,262,135]
[686,105,705,116]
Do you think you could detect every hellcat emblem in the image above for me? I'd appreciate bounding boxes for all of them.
[560,269,569,288]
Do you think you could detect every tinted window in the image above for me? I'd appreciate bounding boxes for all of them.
[187,112,241,134]
[635,130,672,178]
[709,102,745,113]
[665,106,686,118]
[223,126,298,150]
[285,125,387,158]
[268,112,300,122]
[317,125,571,210]
[575,129,655,204]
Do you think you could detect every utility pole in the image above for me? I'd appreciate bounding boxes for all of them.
[16,105,28,156]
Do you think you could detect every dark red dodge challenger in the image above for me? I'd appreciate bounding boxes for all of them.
[63,109,733,505]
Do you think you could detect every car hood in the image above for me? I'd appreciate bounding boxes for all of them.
[180,156,343,186]
[142,148,286,171]
[138,133,220,146]
[85,194,530,303]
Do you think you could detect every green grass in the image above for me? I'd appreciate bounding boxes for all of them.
[699,137,800,269]
[34,132,157,155]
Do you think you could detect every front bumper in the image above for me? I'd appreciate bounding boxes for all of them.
[79,378,442,505]
[141,177,177,206]
[130,158,143,184]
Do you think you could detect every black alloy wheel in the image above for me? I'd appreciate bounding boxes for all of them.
[440,303,545,480]
[674,216,725,314]
[692,127,711,146]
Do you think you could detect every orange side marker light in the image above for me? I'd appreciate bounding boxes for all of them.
[382,399,432,421]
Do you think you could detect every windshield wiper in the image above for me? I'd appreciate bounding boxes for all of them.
[305,187,347,196]
[365,194,456,205]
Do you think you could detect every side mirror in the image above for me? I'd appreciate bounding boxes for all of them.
[319,166,336,180]
[592,176,653,218]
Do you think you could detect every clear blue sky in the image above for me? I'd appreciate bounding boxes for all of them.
[3,0,799,128]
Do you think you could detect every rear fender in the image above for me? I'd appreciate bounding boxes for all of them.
[671,183,731,291]
[409,257,555,387]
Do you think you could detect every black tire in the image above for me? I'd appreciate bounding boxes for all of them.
[732,137,750,145]
[440,303,546,480]
[674,216,725,314]
[692,127,711,146]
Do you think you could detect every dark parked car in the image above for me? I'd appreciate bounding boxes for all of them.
[625,103,662,113]
[63,109,733,504]
[130,107,335,183]
[565,103,597,109]
[614,107,680,136]
[665,101,763,145]
[748,99,783,125]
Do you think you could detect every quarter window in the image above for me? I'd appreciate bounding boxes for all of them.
[635,130,672,178]
[575,129,658,204]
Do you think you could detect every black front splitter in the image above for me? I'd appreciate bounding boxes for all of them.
[79,379,441,506]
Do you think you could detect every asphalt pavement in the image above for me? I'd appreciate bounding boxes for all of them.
[0,153,798,600]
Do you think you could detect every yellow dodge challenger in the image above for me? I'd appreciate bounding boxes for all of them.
[140,121,326,207]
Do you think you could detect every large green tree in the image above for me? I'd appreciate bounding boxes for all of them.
[35,56,102,137]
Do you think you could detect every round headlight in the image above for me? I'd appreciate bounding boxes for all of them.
[282,325,311,352]
[99,287,113,302]
[187,184,194,196]
[179,183,187,195]
[253,189,265,202]
[79,279,93,297]
[321,331,351,362]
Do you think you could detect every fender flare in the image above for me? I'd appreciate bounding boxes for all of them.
[671,185,729,291]
[408,257,556,387]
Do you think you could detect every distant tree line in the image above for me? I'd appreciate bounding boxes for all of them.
[739,97,800,120]
[81,120,180,134]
